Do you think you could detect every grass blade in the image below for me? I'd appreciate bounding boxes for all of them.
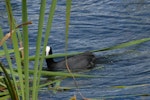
[0,27,20,99]
[0,62,18,100]
[35,0,57,98]
[29,37,150,62]
[32,0,47,99]
[22,0,29,99]
[65,0,71,51]
[5,0,25,99]
[92,38,150,52]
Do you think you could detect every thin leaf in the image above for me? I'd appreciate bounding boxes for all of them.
[93,38,150,52]
[0,62,18,100]
[32,0,47,99]
[0,27,20,98]
[34,1,58,99]
[65,0,71,51]
[29,37,150,61]
[22,0,29,99]
[5,0,25,99]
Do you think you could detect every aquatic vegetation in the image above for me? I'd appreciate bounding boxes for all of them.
[0,0,150,100]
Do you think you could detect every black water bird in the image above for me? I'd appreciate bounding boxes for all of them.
[45,46,96,71]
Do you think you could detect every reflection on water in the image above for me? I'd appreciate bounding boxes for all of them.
[0,0,150,99]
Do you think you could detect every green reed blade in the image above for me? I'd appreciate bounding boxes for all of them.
[30,70,94,78]
[32,0,47,99]
[0,49,14,56]
[35,0,57,99]
[22,0,29,99]
[0,91,9,97]
[65,0,72,51]
[11,29,24,100]
[5,0,24,99]
[28,37,150,62]
[0,27,20,99]
[0,95,10,100]
[92,37,150,52]
[112,83,150,89]
[0,81,7,87]
[0,63,19,100]
[28,52,81,61]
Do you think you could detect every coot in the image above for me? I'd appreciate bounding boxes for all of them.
[45,46,96,71]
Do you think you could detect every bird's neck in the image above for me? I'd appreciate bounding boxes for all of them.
[46,47,56,70]
[46,58,55,69]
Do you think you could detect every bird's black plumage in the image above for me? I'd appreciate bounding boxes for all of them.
[45,46,96,71]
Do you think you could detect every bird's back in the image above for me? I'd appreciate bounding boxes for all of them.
[53,51,95,71]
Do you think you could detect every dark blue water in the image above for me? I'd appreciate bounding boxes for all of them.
[0,0,150,100]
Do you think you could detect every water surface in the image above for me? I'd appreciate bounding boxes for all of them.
[0,0,150,99]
